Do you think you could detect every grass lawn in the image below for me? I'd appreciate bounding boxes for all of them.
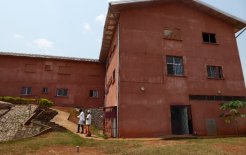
[0,130,246,155]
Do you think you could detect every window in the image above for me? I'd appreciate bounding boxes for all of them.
[21,87,32,95]
[89,90,99,98]
[163,27,181,40]
[56,88,68,96]
[166,56,184,76]
[42,87,48,94]
[207,66,223,79]
[202,33,217,43]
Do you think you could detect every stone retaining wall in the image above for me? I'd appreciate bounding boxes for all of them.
[0,104,38,142]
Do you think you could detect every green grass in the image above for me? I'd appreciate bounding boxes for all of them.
[0,131,246,155]
[0,131,84,155]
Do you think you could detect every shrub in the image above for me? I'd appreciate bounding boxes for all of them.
[38,98,54,108]
[0,96,53,108]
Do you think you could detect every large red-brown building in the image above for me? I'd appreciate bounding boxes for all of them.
[1,0,246,138]
[0,53,105,108]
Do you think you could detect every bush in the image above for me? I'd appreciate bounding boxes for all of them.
[0,96,53,108]
[38,98,54,108]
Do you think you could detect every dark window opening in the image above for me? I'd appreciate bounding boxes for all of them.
[56,88,68,97]
[89,90,99,98]
[112,69,116,84]
[202,33,217,44]
[166,56,184,76]
[21,87,32,95]
[42,87,48,94]
[207,66,223,79]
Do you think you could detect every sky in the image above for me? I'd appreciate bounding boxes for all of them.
[0,0,245,80]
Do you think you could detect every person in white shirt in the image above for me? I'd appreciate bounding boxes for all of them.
[77,109,85,133]
[85,110,92,136]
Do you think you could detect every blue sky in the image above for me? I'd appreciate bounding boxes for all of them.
[0,0,245,80]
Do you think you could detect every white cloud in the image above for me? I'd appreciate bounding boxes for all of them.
[83,23,92,32]
[95,13,106,26]
[13,34,23,39]
[33,38,54,50]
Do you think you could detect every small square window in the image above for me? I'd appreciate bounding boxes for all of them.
[202,33,217,44]
[166,56,184,76]
[21,87,32,95]
[207,66,223,79]
[42,87,48,94]
[56,88,68,97]
[89,90,99,98]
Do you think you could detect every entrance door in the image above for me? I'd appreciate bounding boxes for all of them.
[171,105,193,135]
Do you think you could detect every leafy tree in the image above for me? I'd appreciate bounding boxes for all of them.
[220,100,246,136]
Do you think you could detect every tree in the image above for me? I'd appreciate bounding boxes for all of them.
[220,100,246,136]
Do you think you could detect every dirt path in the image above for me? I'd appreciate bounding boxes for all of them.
[50,108,104,140]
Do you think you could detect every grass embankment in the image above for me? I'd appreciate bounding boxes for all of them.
[1,131,246,155]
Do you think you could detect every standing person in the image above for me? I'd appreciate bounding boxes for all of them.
[85,110,92,137]
[77,109,85,134]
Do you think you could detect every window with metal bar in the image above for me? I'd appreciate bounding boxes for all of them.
[207,66,223,79]
[166,56,184,76]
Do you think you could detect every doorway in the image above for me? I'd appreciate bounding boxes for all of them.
[171,105,193,135]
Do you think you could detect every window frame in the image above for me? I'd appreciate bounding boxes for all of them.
[207,65,224,79]
[56,88,68,97]
[166,56,185,76]
[89,90,99,98]
[21,87,32,95]
[42,87,49,94]
[202,32,217,44]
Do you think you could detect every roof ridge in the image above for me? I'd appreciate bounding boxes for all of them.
[0,51,101,63]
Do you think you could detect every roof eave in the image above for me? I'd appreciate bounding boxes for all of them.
[99,5,120,62]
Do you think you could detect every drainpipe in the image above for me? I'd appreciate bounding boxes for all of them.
[116,20,120,138]
[236,27,246,38]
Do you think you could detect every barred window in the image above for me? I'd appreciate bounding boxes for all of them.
[56,88,68,96]
[202,33,217,44]
[166,56,184,76]
[21,87,32,95]
[207,66,223,79]
[89,90,99,98]
[42,87,48,94]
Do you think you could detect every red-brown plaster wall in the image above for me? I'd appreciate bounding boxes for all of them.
[117,2,246,137]
[0,55,105,108]
[105,26,119,108]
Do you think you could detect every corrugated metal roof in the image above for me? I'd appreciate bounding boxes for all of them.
[0,52,100,63]
[99,0,246,62]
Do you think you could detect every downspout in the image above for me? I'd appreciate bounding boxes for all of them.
[236,27,246,38]
[117,21,120,138]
